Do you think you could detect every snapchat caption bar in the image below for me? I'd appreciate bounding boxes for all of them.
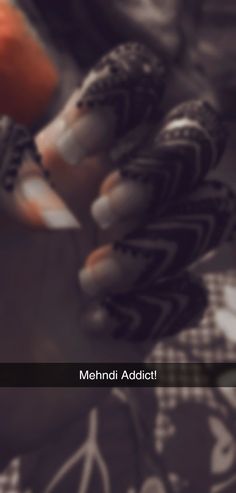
[79,368,158,384]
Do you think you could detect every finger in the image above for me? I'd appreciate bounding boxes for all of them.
[82,273,207,342]
[37,42,166,168]
[92,100,227,229]
[79,181,236,296]
[0,116,80,229]
[157,98,227,168]
[92,170,152,229]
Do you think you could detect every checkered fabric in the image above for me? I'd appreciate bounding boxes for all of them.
[0,271,236,492]
[151,272,236,450]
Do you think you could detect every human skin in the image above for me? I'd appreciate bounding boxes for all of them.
[0,41,234,469]
[0,153,142,467]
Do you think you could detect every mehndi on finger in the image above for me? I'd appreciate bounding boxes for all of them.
[158,99,227,161]
[83,273,207,342]
[124,100,227,205]
[92,100,227,228]
[80,181,236,296]
[0,116,80,229]
[39,43,166,166]
[114,180,236,286]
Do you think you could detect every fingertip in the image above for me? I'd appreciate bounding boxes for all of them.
[92,177,151,229]
[0,116,80,229]
[85,245,113,268]
[79,267,99,297]
[100,171,121,195]
[91,195,117,230]
[79,256,122,297]
[83,304,111,335]
[79,245,119,296]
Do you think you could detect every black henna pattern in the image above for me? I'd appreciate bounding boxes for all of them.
[163,100,227,151]
[77,43,166,139]
[114,181,236,286]
[156,100,227,169]
[121,100,227,212]
[0,116,47,192]
[102,273,207,342]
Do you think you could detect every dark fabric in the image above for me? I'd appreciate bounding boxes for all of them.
[0,271,231,493]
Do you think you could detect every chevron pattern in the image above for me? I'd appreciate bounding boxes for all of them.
[102,273,207,342]
[122,100,227,211]
[77,42,166,139]
[115,181,236,286]
[0,116,44,192]
[156,100,227,177]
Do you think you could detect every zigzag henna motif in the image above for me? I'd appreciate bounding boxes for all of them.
[101,273,207,342]
[0,116,46,192]
[114,181,236,287]
[121,100,227,211]
[77,42,166,140]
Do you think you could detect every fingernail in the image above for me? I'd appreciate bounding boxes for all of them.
[91,180,150,229]
[83,305,113,335]
[48,42,166,166]
[56,110,115,166]
[40,208,80,230]
[15,176,80,229]
[66,43,165,163]
[37,118,67,148]
[79,258,122,296]
[91,196,117,229]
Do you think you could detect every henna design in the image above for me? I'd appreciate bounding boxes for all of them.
[0,116,46,192]
[157,100,227,169]
[114,181,236,286]
[121,100,227,211]
[77,43,166,139]
[102,273,207,342]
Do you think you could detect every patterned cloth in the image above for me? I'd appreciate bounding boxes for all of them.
[0,270,236,492]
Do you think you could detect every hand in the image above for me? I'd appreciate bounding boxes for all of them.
[0,42,235,464]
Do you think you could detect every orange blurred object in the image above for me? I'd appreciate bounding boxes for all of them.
[0,0,59,125]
